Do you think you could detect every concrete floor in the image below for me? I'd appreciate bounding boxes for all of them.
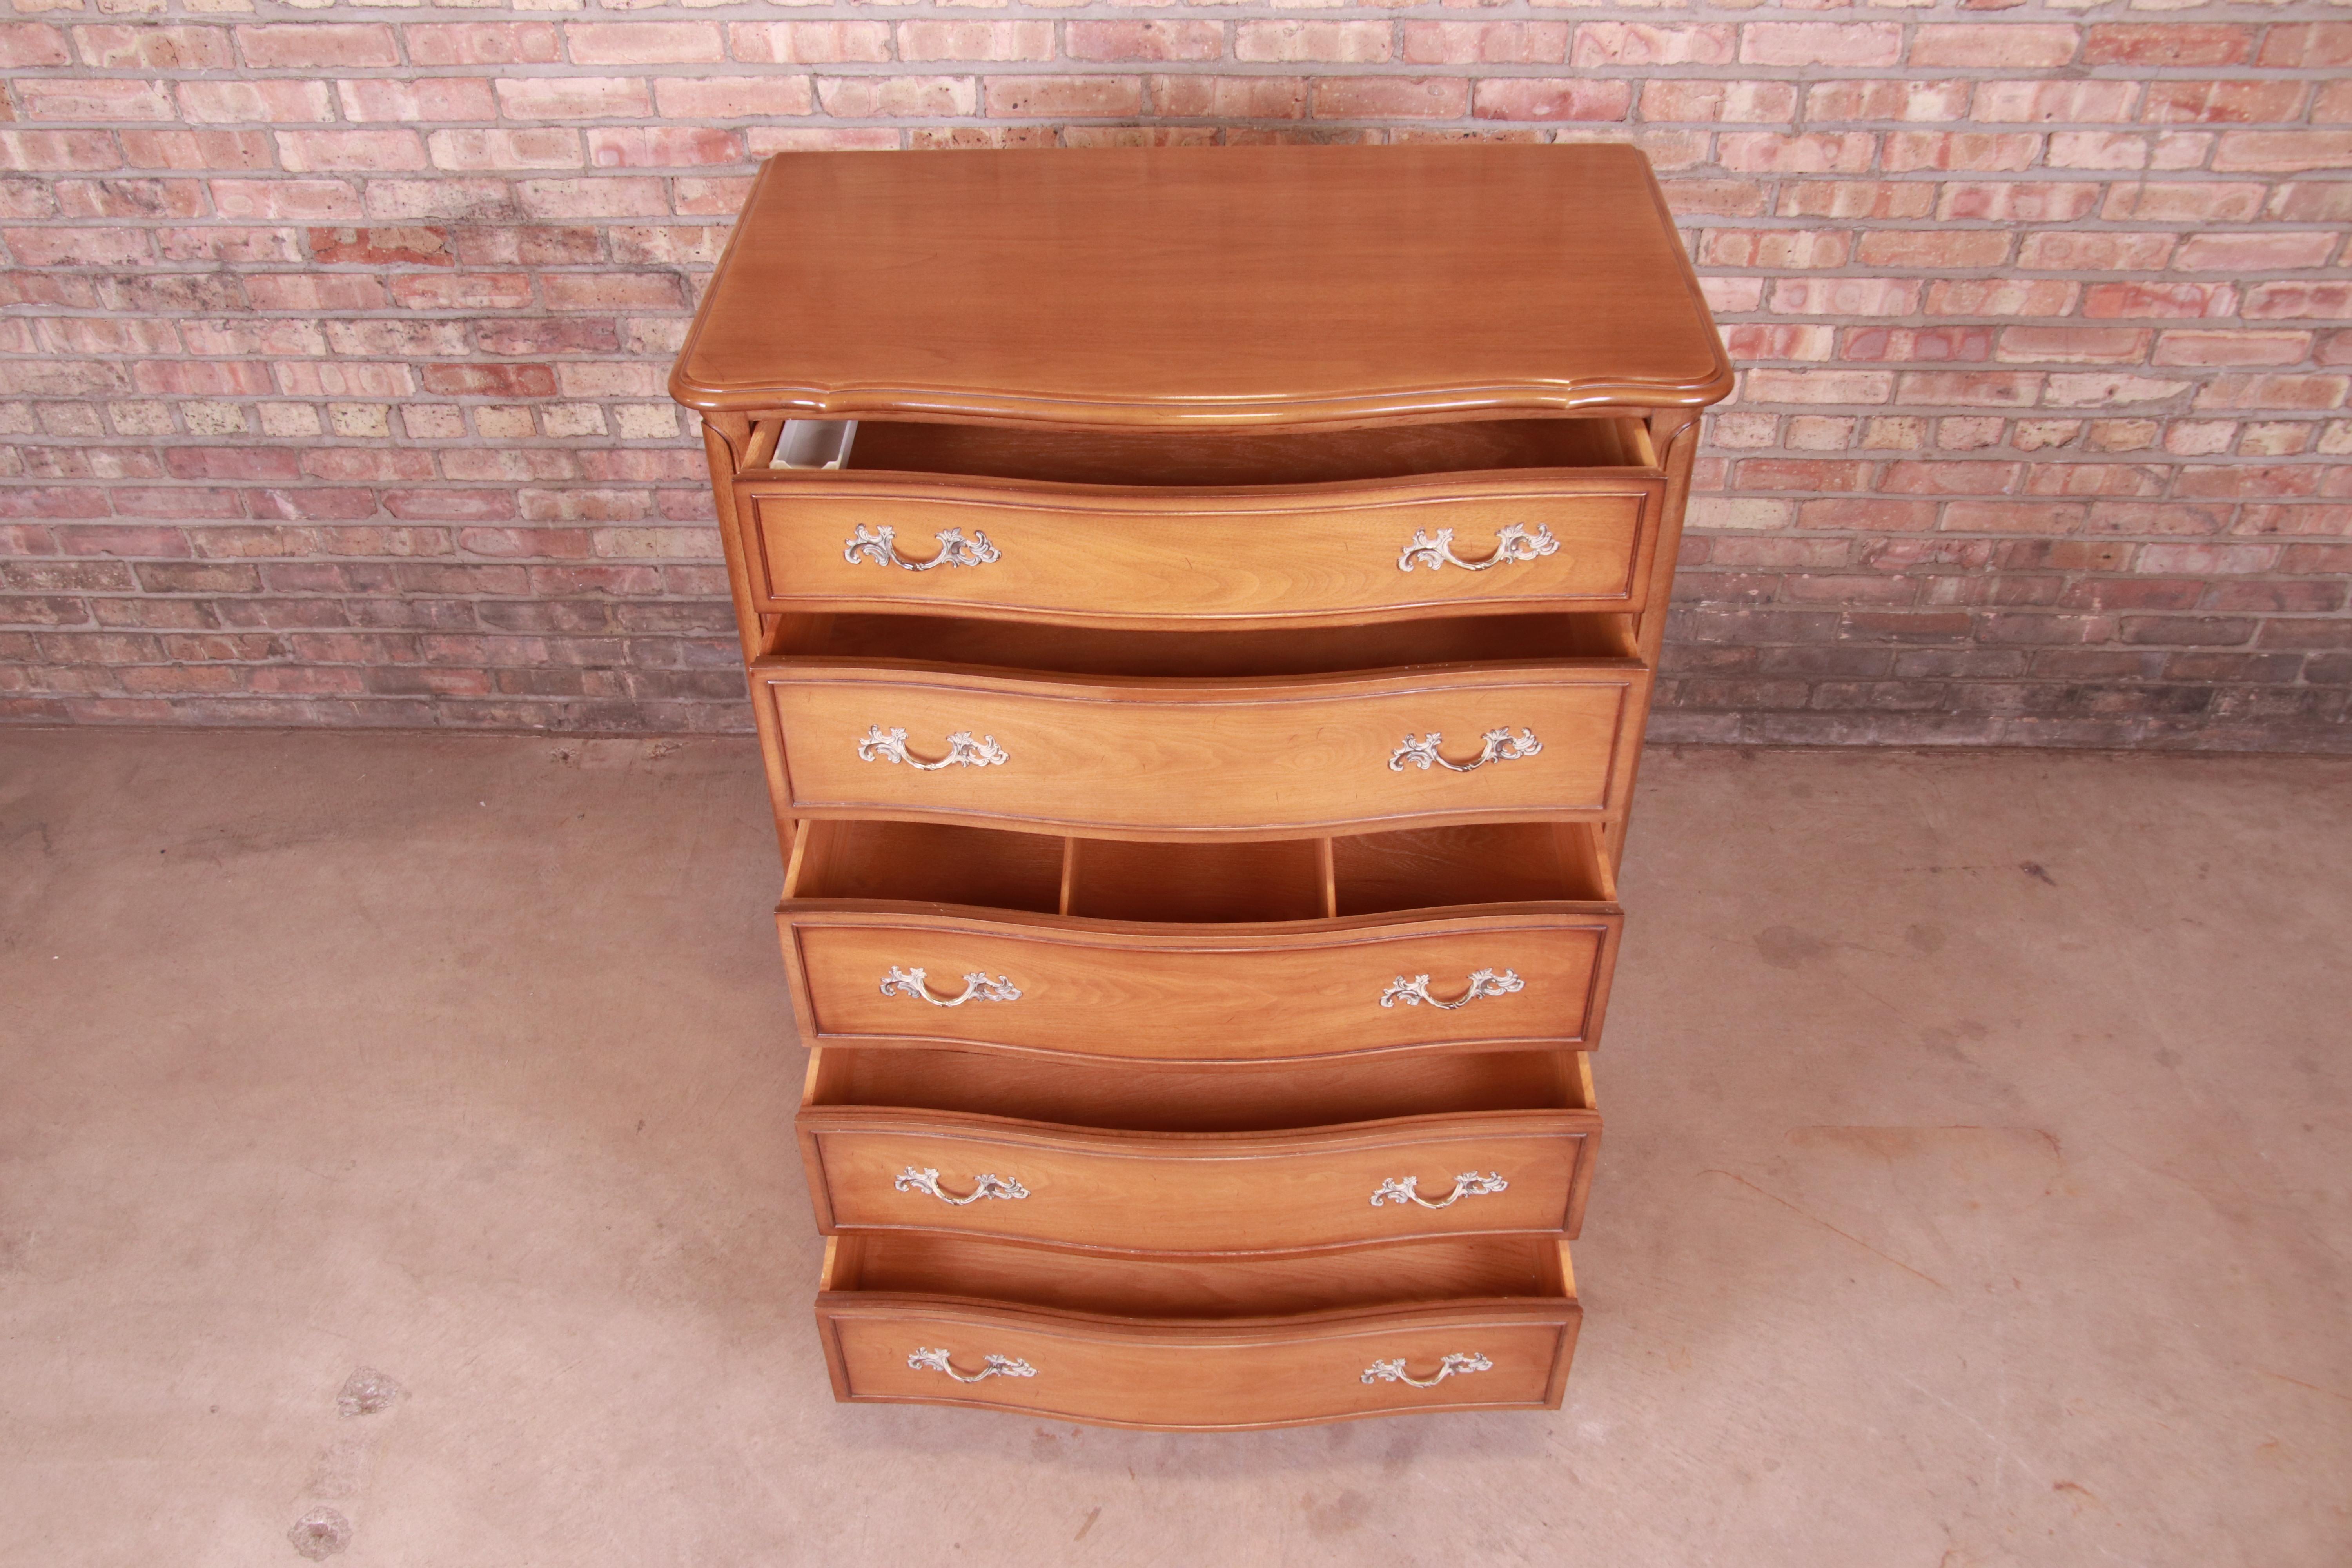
[0,730,2347,1567]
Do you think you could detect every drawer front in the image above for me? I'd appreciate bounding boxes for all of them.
[784,911,1617,1064]
[820,1303,1573,1430]
[761,664,1646,837]
[800,1110,1599,1252]
[736,474,1662,628]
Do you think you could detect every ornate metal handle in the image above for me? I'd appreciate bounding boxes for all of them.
[879,966,1020,1007]
[1370,1172,1508,1210]
[1388,728,1542,773]
[1361,1352,1492,1388]
[896,1166,1029,1206]
[1397,523,1561,573]
[845,523,1001,572]
[858,726,1008,771]
[1380,969,1524,1011]
[908,1347,1036,1384]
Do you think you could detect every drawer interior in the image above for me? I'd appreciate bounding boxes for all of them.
[768,608,1636,677]
[824,416,1655,489]
[786,819,1616,919]
[805,1044,1593,1132]
[824,1231,1575,1318]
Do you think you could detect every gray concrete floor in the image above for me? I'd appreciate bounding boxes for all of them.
[1,730,2347,1567]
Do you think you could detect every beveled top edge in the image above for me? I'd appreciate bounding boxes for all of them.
[670,146,1735,427]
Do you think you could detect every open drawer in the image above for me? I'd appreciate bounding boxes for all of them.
[798,1045,1601,1252]
[731,414,1664,630]
[778,820,1622,1066]
[753,612,1647,839]
[817,1232,1580,1430]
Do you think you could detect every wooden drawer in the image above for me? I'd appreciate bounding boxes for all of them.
[781,821,1621,1065]
[799,1106,1599,1253]
[757,657,1646,838]
[740,475,1661,628]
[817,1232,1579,1430]
[733,415,1663,630]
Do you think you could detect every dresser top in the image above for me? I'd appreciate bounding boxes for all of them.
[670,145,1731,428]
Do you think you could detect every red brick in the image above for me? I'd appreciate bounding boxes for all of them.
[1740,23,1901,67]
[1298,77,1459,120]
[405,23,561,67]
[1989,328,2149,367]
[726,22,890,64]
[566,22,723,64]
[2083,24,2252,67]
[1472,80,1631,123]
[18,77,176,122]
[2214,132,2352,174]
[978,76,1141,118]
[0,22,69,67]
[335,78,499,125]
[1718,133,1875,174]
[383,273,531,312]
[1806,80,1969,123]
[2083,282,2238,320]
[1911,24,2079,69]
[2019,231,2175,271]
[587,127,745,170]
[495,78,653,121]
[1857,230,2011,269]
[276,129,428,175]
[2256,23,2352,69]
[1573,23,1732,66]
[1841,326,1991,363]
[234,24,396,70]
[0,131,120,172]
[1068,22,1224,63]
[651,78,815,120]
[176,80,335,125]
[1779,181,1934,221]
[1648,83,1796,127]
[1882,132,2040,173]
[1970,81,2138,124]
[2175,232,2339,273]
[902,21,1055,62]
[2141,81,2307,125]
[419,365,558,399]
[383,492,519,524]
[2244,283,2352,321]
[1937,182,2100,223]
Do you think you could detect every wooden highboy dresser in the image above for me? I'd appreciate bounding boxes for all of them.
[670,145,1730,1430]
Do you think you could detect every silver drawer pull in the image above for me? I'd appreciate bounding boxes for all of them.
[909,1347,1036,1384]
[858,725,1008,771]
[1362,1352,1492,1389]
[1397,523,1561,573]
[896,1166,1029,1206]
[1380,969,1524,1011]
[845,523,1001,572]
[1370,1172,1508,1210]
[1388,728,1541,773]
[880,966,1021,1007]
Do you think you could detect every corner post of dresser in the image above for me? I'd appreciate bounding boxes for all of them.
[1606,407,1704,872]
[699,410,765,666]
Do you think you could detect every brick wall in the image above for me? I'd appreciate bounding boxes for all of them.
[1,6,2347,749]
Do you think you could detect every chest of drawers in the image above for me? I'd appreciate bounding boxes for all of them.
[671,143,1730,1430]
